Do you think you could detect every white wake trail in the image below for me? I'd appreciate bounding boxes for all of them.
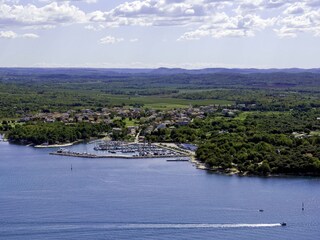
[95,223,282,230]
[0,223,283,233]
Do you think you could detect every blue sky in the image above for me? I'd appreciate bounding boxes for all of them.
[0,0,320,68]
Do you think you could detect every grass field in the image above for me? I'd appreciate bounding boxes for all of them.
[310,131,320,136]
[234,112,254,121]
[235,111,289,121]
[124,118,139,126]
[105,94,233,110]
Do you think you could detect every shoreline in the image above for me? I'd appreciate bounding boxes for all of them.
[34,141,82,148]
[5,139,318,178]
[33,136,110,148]
[190,157,320,178]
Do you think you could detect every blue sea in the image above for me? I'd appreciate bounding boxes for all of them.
[0,142,320,239]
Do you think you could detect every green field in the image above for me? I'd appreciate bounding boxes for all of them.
[311,131,320,136]
[124,118,139,127]
[234,112,254,121]
[105,94,233,109]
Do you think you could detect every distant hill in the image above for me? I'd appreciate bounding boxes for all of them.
[1,67,320,91]
[1,67,320,76]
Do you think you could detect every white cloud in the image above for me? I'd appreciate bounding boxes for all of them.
[275,2,320,38]
[87,0,307,39]
[90,0,211,28]
[0,30,39,39]
[1,0,320,40]
[39,0,98,3]
[99,35,124,44]
[274,27,298,38]
[0,30,17,38]
[0,2,87,28]
[283,3,305,15]
[178,13,274,40]
[22,33,39,38]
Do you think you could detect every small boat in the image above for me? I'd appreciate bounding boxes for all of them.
[280,222,287,226]
[259,209,264,212]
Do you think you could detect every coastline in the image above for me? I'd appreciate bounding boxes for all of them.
[5,138,319,178]
[189,157,320,178]
[34,141,82,148]
[34,136,110,148]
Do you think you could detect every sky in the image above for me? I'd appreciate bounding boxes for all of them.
[0,0,320,69]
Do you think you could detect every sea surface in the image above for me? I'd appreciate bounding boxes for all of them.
[0,141,320,239]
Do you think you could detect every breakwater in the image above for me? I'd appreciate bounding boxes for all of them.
[166,158,189,162]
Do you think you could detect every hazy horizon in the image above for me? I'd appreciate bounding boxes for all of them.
[1,66,320,71]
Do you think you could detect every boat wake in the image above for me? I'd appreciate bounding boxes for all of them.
[94,223,282,229]
[0,223,283,233]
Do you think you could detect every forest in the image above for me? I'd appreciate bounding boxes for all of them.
[7,122,110,145]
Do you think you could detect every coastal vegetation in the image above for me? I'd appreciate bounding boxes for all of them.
[7,122,111,145]
[145,109,320,176]
[195,110,320,176]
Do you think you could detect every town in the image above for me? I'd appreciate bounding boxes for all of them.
[17,104,251,143]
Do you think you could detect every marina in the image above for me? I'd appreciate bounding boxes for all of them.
[94,141,184,157]
[51,141,189,159]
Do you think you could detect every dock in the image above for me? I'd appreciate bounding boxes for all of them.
[0,135,7,142]
[50,151,99,158]
[93,141,187,158]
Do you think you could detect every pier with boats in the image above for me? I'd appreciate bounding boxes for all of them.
[50,141,189,159]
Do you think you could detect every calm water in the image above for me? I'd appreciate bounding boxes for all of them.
[0,142,320,240]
